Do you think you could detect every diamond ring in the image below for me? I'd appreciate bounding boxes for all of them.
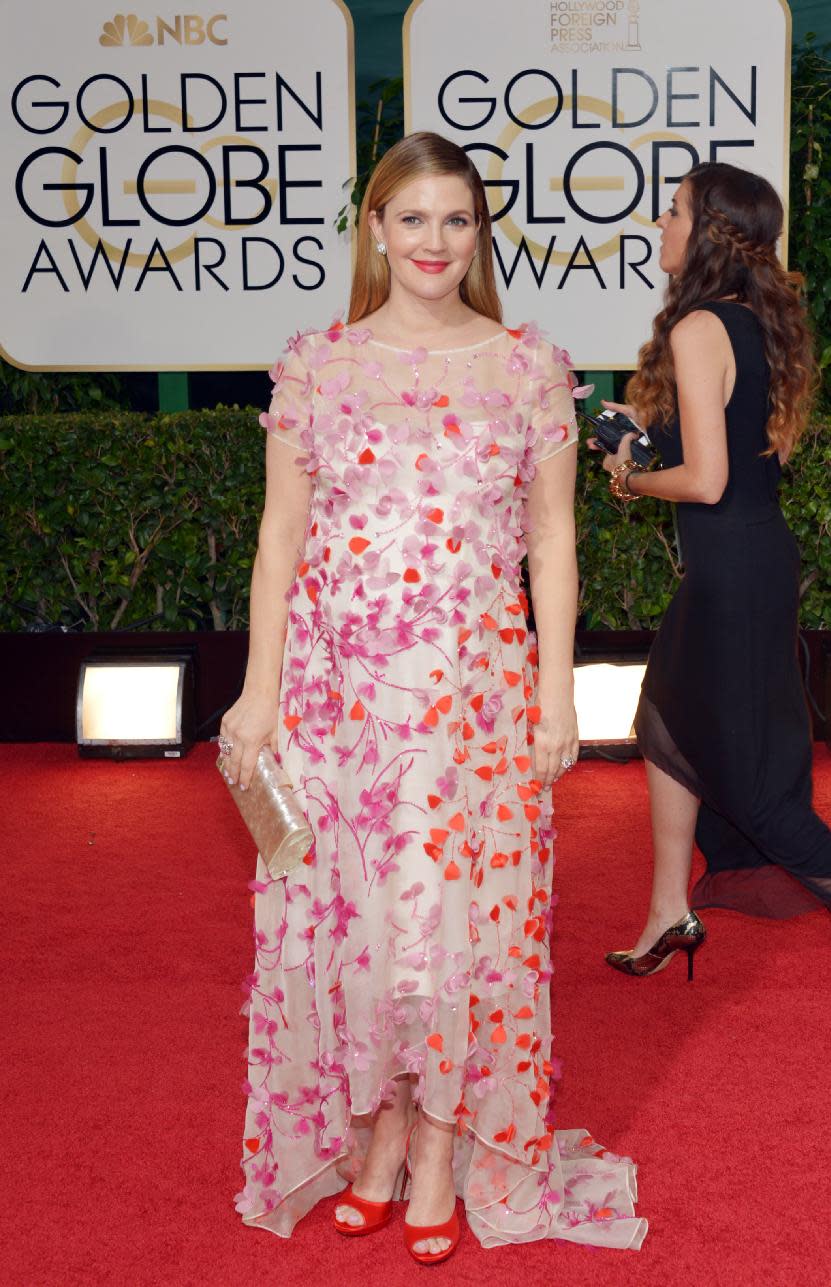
[560,755,575,770]
[218,733,234,757]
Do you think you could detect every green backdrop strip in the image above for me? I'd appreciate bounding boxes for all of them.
[157,373,190,413]
[791,0,831,44]
[348,0,410,103]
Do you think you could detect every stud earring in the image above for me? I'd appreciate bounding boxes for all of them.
[376,242,387,256]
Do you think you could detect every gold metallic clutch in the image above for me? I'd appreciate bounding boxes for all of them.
[217,747,312,879]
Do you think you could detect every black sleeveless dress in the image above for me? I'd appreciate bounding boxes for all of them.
[634,300,831,917]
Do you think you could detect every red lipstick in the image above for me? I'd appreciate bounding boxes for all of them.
[412,260,449,274]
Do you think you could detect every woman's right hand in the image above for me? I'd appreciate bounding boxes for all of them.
[586,406,645,463]
[219,687,281,790]
[601,399,639,422]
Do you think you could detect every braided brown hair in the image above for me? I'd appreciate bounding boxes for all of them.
[627,162,816,459]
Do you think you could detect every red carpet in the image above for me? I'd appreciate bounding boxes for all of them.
[2,744,830,1287]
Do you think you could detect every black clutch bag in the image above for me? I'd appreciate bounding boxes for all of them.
[578,409,657,469]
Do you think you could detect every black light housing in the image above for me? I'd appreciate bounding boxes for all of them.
[573,657,648,759]
[76,650,195,759]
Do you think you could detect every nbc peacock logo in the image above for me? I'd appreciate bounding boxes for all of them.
[98,12,229,46]
[99,13,154,46]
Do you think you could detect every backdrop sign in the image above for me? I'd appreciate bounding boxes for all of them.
[0,1,354,370]
[404,0,791,368]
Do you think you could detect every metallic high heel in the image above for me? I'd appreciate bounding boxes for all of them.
[605,911,707,981]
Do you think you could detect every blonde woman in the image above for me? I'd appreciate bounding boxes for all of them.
[222,132,646,1261]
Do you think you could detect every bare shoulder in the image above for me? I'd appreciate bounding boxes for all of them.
[670,310,732,359]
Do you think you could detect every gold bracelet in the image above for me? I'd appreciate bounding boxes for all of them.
[609,460,642,502]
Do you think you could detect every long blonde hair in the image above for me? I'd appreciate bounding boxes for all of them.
[348,132,502,325]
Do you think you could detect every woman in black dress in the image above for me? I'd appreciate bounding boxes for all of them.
[598,162,831,978]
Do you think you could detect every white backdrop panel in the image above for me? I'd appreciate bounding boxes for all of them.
[0,0,354,369]
[404,0,790,368]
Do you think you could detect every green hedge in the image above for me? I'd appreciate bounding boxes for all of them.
[0,410,262,632]
[1,409,829,632]
[577,416,831,630]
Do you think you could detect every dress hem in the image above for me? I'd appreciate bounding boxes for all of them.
[241,1121,647,1251]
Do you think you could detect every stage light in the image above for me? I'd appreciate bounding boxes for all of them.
[573,660,647,755]
[76,653,195,758]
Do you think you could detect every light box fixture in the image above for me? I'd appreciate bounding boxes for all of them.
[573,659,648,758]
[76,652,195,759]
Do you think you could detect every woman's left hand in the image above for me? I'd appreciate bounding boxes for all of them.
[532,694,580,787]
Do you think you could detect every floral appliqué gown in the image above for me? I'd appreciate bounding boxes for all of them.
[236,321,647,1251]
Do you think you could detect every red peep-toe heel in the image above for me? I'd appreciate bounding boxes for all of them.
[403,1210,460,1265]
[333,1166,408,1238]
[402,1126,461,1265]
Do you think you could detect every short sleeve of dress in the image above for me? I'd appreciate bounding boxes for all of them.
[258,336,314,450]
[528,342,578,465]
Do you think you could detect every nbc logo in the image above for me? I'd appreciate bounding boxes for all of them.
[99,12,228,46]
[99,14,153,46]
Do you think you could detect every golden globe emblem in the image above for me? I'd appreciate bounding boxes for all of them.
[488,93,691,265]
